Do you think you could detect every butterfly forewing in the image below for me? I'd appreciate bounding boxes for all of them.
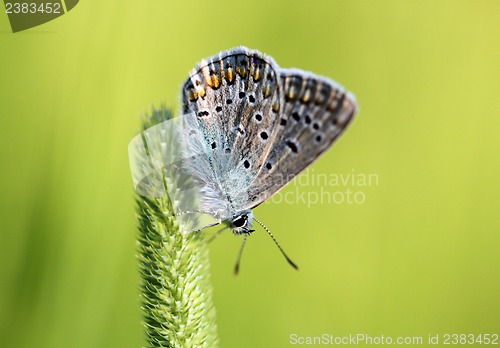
[234,68,358,211]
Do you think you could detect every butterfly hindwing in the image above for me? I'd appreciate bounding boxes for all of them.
[234,68,358,210]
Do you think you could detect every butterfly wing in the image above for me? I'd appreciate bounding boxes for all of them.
[180,47,283,216]
[233,68,358,211]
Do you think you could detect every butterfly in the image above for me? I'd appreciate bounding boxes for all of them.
[176,47,358,273]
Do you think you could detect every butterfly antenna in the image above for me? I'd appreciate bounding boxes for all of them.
[207,225,229,244]
[234,234,249,276]
[254,217,299,271]
[174,210,222,233]
[175,209,218,217]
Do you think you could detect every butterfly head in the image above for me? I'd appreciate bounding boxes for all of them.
[230,210,254,235]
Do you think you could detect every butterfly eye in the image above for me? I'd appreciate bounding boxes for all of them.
[233,215,247,228]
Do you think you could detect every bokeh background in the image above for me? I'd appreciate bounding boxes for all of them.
[1,1,499,347]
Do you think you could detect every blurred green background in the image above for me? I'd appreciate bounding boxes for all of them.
[1,1,499,347]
